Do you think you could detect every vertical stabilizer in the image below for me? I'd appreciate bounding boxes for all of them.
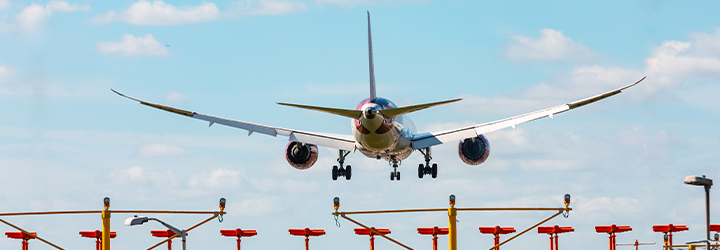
[367,11,377,101]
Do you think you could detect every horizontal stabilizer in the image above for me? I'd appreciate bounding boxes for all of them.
[277,102,363,119]
[278,98,461,119]
[380,98,462,118]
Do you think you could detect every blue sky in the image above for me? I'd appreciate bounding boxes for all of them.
[1,0,720,249]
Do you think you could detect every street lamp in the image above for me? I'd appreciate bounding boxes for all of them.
[684,175,713,250]
[125,215,187,250]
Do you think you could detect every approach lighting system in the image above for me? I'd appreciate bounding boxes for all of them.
[125,215,149,226]
[334,197,340,211]
[449,194,456,208]
[564,194,571,207]
[103,197,110,210]
[220,198,226,211]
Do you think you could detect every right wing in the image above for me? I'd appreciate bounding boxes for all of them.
[411,76,646,149]
[112,89,357,152]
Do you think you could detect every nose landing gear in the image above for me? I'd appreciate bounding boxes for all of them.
[417,148,437,179]
[390,162,401,181]
[332,150,352,181]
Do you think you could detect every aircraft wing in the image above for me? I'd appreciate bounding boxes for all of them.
[411,76,646,150]
[112,89,357,152]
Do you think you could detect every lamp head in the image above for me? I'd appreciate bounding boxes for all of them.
[103,197,110,210]
[664,234,668,241]
[219,198,226,211]
[684,175,713,187]
[564,194,571,207]
[124,215,149,226]
[449,194,456,208]
[333,197,340,211]
[714,233,719,241]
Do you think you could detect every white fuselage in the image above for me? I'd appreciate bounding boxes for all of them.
[351,97,416,162]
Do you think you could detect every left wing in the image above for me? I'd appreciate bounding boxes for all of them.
[411,76,645,149]
[111,89,357,151]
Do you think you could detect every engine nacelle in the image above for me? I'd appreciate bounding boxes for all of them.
[285,142,319,170]
[458,135,490,165]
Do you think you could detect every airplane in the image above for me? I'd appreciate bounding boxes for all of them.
[112,11,645,181]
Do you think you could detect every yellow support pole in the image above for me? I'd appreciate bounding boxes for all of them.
[102,197,111,250]
[448,207,457,250]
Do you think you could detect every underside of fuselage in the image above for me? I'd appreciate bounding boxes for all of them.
[352,97,416,163]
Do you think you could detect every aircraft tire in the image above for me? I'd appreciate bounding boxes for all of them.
[390,172,395,181]
[397,171,400,180]
[431,164,438,179]
[332,166,338,181]
[418,164,424,179]
[345,166,352,180]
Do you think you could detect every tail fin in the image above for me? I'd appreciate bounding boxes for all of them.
[367,11,377,101]
[277,98,461,119]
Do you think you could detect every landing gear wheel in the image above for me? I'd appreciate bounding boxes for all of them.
[332,149,351,181]
[332,166,338,181]
[431,163,438,179]
[418,164,424,179]
[390,172,395,181]
[396,171,400,180]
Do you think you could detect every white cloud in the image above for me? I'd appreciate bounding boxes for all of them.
[0,0,11,10]
[97,34,170,57]
[92,0,221,26]
[188,169,241,188]
[137,143,186,157]
[10,1,90,33]
[165,90,191,102]
[645,28,720,89]
[231,0,307,16]
[228,197,282,216]
[506,29,595,63]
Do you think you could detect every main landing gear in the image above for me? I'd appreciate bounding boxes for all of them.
[417,148,437,179]
[332,150,352,181]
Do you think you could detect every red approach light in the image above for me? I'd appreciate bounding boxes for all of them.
[289,228,326,237]
[79,230,116,250]
[221,229,257,250]
[538,225,574,234]
[479,226,516,235]
[417,227,449,236]
[221,229,258,237]
[6,232,37,250]
[354,228,391,235]
[652,224,689,233]
[418,227,449,250]
[5,232,37,240]
[479,226,516,250]
[596,225,632,250]
[151,230,188,238]
[538,225,574,250]
[355,228,391,250]
[289,228,325,250]
[595,225,632,234]
[79,230,117,238]
[711,224,720,232]
[151,230,188,250]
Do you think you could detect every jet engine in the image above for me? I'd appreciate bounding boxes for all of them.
[458,135,490,165]
[285,141,319,170]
